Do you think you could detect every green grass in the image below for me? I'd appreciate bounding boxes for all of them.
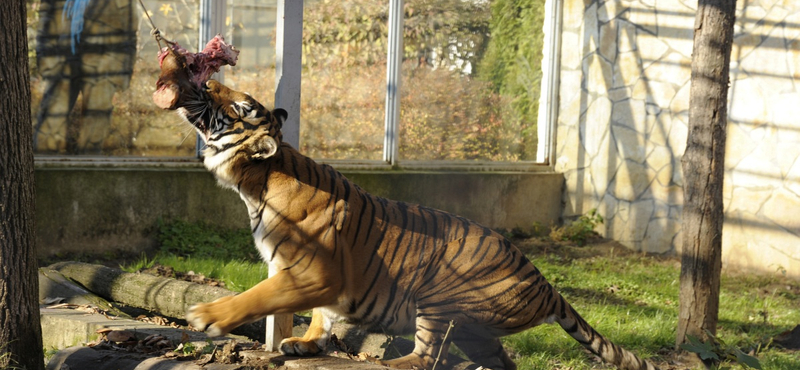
[122,219,266,292]
[126,220,800,369]
[504,241,800,369]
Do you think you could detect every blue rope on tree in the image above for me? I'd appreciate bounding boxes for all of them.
[62,0,90,54]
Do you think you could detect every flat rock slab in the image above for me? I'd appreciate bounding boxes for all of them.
[40,307,219,350]
[47,346,392,370]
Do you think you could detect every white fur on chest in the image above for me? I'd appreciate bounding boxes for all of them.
[244,194,285,264]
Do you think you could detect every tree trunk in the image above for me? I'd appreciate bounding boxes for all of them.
[676,0,736,348]
[0,1,45,369]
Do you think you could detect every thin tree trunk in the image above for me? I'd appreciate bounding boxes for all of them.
[0,1,45,369]
[676,0,736,348]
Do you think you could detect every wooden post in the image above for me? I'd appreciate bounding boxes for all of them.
[266,0,303,352]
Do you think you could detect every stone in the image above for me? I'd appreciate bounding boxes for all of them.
[643,52,690,85]
[611,124,647,163]
[561,32,583,70]
[668,80,691,114]
[559,69,584,107]
[732,149,783,190]
[666,117,688,158]
[612,98,647,132]
[608,86,632,102]
[785,158,800,198]
[581,96,613,148]
[643,217,679,253]
[722,210,800,277]
[621,3,657,35]
[610,159,653,201]
[762,188,800,232]
[590,144,620,197]
[583,2,600,51]
[724,122,757,169]
[615,51,642,87]
[636,33,669,69]
[599,0,627,22]
[727,185,771,215]
[643,80,677,109]
[617,19,637,53]
[616,198,655,244]
[584,53,613,93]
[646,112,671,147]
[581,101,612,158]
[784,11,800,43]
[599,21,619,62]
[648,145,674,184]
[773,92,800,131]
[651,182,683,206]
[563,0,588,30]
[655,4,695,58]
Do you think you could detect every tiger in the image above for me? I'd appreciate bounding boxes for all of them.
[176,79,660,370]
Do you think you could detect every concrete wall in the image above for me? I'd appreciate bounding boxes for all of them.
[555,0,800,278]
[35,163,564,258]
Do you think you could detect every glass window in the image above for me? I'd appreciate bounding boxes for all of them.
[299,0,389,161]
[29,0,202,156]
[27,0,553,166]
[224,0,277,106]
[398,0,545,162]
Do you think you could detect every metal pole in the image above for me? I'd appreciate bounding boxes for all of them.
[536,0,563,165]
[383,0,404,166]
[265,0,303,352]
[274,0,303,149]
[196,0,226,158]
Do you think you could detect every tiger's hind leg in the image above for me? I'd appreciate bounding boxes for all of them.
[375,317,456,370]
[279,308,331,356]
[451,326,517,370]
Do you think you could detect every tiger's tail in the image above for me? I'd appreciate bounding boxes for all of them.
[554,293,660,370]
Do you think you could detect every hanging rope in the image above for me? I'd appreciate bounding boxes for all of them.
[136,0,175,50]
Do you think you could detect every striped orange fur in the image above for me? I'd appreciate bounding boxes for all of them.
[178,80,659,370]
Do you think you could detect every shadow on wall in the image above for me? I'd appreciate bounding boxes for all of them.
[558,0,800,277]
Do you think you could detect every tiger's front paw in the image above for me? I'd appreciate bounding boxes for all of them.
[279,337,326,356]
[186,296,240,337]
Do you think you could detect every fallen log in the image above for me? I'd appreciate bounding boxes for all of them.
[48,261,272,340]
[38,268,131,318]
[48,261,234,320]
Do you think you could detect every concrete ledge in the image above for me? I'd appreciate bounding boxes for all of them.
[40,307,216,351]
[35,164,564,258]
[41,309,392,370]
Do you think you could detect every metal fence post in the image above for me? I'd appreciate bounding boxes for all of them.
[265,0,303,352]
[383,0,404,166]
[197,0,227,158]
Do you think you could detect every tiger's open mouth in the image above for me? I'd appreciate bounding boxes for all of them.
[152,35,239,126]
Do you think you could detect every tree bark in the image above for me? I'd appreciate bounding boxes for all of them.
[0,1,45,369]
[676,0,736,348]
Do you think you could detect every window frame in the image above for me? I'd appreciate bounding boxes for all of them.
[374,0,562,170]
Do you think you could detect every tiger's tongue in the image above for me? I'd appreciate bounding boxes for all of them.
[152,35,239,110]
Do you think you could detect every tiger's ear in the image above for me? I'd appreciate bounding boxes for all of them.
[250,134,279,160]
[272,108,288,129]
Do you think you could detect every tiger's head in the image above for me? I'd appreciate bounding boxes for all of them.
[178,79,288,162]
